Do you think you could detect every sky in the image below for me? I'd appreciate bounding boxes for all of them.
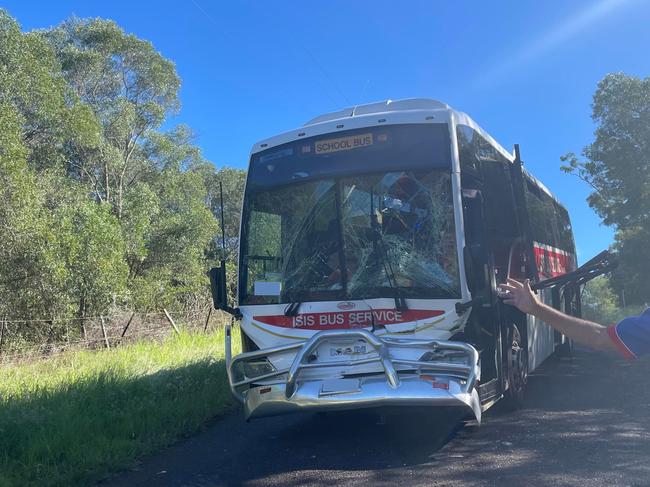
[5,0,650,262]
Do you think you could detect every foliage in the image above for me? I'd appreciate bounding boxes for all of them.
[561,73,650,305]
[0,11,245,339]
[0,326,241,487]
[581,276,645,325]
[198,165,247,302]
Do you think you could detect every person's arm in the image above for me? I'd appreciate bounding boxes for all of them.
[497,278,617,352]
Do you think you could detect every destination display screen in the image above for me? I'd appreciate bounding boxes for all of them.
[248,124,451,190]
[314,133,374,154]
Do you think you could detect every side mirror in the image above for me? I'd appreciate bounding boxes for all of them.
[208,263,240,317]
[209,265,228,311]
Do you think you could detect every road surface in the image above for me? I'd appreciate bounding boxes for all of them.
[101,349,650,486]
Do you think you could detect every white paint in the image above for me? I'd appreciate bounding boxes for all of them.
[254,281,281,296]
[527,288,556,372]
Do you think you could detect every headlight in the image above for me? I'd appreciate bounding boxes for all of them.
[233,358,276,382]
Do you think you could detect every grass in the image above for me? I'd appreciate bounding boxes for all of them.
[0,325,241,487]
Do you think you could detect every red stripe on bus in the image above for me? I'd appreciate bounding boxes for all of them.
[533,242,576,279]
[253,309,444,330]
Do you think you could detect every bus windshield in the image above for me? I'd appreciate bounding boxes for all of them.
[239,124,460,305]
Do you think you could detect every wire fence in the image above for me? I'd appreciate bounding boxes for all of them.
[0,306,229,365]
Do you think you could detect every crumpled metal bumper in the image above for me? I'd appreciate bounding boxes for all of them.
[225,327,481,423]
[244,374,481,421]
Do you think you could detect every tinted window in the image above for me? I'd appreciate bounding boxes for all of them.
[525,177,577,279]
[457,125,517,240]
[525,178,553,246]
[554,203,576,253]
[457,124,481,173]
[249,124,451,190]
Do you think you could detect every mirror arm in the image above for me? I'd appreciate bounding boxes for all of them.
[455,295,483,315]
[221,305,242,319]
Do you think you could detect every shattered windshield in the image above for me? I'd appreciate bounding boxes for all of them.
[341,171,459,299]
[240,169,460,304]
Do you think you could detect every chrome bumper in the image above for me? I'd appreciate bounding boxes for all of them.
[225,327,481,422]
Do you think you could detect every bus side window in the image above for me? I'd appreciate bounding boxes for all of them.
[458,125,521,284]
[456,124,480,174]
[480,158,518,284]
[525,180,547,240]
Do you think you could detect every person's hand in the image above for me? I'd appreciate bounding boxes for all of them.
[497,278,541,315]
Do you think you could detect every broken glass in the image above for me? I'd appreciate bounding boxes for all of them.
[240,170,460,304]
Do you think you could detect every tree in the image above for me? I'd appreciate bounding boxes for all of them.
[127,127,219,310]
[193,165,247,302]
[0,10,242,342]
[0,11,92,327]
[201,166,247,259]
[561,73,650,305]
[56,196,128,332]
[582,275,646,325]
[44,17,180,217]
[44,18,222,313]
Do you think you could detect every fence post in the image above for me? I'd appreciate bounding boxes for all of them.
[0,317,5,355]
[163,309,180,335]
[121,312,136,337]
[203,307,213,332]
[100,315,110,349]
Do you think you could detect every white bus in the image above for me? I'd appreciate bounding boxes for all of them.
[210,98,607,424]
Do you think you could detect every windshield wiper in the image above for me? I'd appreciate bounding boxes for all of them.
[370,187,408,311]
[284,300,302,316]
[284,289,305,316]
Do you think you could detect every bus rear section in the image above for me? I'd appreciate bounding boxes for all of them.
[209,98,581,423]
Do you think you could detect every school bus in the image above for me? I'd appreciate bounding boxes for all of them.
[210,98,611,423]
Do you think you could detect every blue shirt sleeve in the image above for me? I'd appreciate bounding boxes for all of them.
[608,308,650,359]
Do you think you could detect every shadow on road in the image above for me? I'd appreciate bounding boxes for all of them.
[103,350,650,487]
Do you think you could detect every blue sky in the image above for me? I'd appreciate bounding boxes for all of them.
[5,0,650,262]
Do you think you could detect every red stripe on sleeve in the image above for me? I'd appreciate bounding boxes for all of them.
[607,324,636,361]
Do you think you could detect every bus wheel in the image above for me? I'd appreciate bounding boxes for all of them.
[503,323,528,409]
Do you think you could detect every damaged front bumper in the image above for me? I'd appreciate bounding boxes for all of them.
[225,327,481,423]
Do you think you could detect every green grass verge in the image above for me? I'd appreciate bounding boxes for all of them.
[0,326,241,487]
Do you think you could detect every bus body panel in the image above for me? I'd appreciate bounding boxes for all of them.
[227,98,579,420]
[527,291,557,371]
[238,297,470,373]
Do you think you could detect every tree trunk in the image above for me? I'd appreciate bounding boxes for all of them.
[117,173,123,219]
[78,296,87,340]
[104,161,110,203]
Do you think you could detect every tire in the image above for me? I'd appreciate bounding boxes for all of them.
[503,323,528,410]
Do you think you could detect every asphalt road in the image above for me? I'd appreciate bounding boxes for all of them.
[101,349,650,487]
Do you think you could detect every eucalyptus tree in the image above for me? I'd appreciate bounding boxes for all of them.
[562,73,650,305]
[44,17,180,218]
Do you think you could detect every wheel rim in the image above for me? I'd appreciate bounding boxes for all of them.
[508,325,528,397]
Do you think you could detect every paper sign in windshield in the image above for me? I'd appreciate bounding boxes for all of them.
[315,133,373,155]
[254,281,281,296]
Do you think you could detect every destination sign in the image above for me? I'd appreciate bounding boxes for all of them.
[314,133,373,155]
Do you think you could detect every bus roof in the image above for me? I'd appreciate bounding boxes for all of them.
[250,98,562,206]
[251,98,514,161]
